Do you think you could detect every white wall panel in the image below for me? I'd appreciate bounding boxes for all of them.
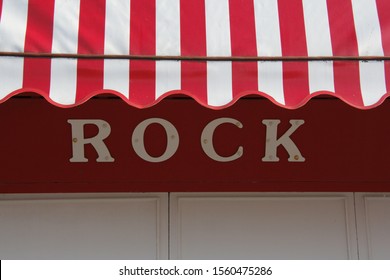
[0,193,168,259]
[355,193,390,260]
[4,192,389,260]
[170,193,357,259]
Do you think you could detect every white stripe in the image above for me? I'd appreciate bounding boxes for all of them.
[205,0,232,105]
[104,60,130,99]
[302,0,334,94]
[352,0,384,56]
[359,61,386,106]
[156,0,181,99]
[104,0,130,55]
[306,61,335,94]
[301,0,334,94]
[257,61,284,105]
[156,0,180,56]
[156,61,181,99]
[306,61,334,94]
[205,0,231,56]
[0,0,28,98]
[50,0,81,105]
[253,0,284,105]
[0,0,29,52]
[207,62,233,106]
[302,0,333,57]
[51,0,81,54]
[0,57,25,98]
[253,0,282,56]
[50,59,78,105]
[104,0,131,98]
[352,0,386,105]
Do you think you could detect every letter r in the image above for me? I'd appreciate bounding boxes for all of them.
[68,119,114,162]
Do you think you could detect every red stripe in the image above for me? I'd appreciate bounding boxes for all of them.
[229,0,257,57]
[77,0,105,55]
[24,0,54,53]
[278,0,309,106]
[75,0,105,102]
[376,0,390,56]
[278,0,307,56]
[376,0,390,94]
[180,0,207,103]
[130,0,156,106]
[385,61,390,96]
[327,0,363,106]
[229,0,257,97]
[327,0,359,56]
[130,0,156,56]
[23,0,55,94]
[0,0,3,21]
[333,61,365,105]
[180,0,206,56]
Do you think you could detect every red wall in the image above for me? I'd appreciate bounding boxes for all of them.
[1,97,389,193]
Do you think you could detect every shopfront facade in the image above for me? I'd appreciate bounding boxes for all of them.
[0,0,389,259]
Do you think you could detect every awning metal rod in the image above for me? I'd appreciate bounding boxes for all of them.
[0,52,388,61]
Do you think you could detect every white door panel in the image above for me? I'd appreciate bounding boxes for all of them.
[355,193,390,259]
[0,193,168,259]
[170,193,358,259]
[2,192,388,260]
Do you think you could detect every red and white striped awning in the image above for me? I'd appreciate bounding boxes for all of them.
[0,0,389,109]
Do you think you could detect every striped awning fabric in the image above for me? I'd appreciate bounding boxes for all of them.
[0,0,389,109]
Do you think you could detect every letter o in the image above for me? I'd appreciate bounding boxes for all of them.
[132,118,179,162]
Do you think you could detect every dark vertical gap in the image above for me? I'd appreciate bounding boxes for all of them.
[168,192,171,260]
[353,192,360,259]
